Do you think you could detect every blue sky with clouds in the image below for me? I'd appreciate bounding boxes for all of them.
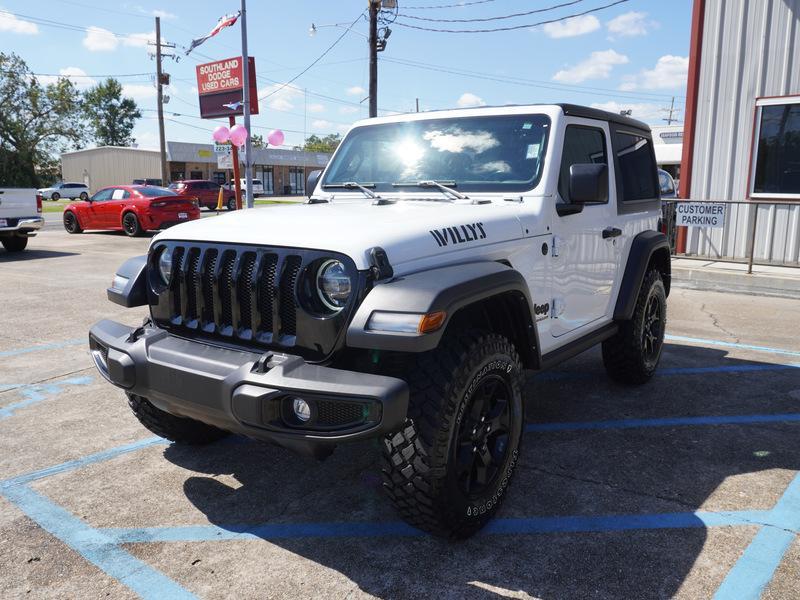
[0,0,692,149]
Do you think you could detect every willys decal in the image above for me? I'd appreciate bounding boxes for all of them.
[430,223,486,247]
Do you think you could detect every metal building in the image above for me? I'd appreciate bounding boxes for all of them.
[680,0,800,265]
[61,142,331,197]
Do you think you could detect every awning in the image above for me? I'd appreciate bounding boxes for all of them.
[654,144,683,165]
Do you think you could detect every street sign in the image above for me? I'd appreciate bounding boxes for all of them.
[675,202,727,228]
[195,56,259,119]
[217,153,234,169]
[214,143,232,154]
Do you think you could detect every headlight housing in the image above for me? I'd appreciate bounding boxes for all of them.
[157,246,173,285]
[316,259,351,311]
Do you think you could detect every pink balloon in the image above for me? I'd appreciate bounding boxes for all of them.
[212,126,230,143]
[267,129,285,147]
[229,124,249,147]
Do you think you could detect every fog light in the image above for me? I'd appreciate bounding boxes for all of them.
[292,397,311,422]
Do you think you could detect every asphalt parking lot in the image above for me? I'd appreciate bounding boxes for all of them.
[1,224,799,599]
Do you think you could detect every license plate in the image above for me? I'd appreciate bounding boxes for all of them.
[0,219,7,227]
[178,212,188,219]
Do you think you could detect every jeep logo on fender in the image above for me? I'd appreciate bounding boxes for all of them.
[430,223,487,247]
[534,302,550,321]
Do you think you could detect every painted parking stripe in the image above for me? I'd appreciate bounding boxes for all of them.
[525,413,800,433]
[1,484,196,600]
[1,437,165,487]
[103,509,773,543]
[0,338,84,358]
[666,334,800,358]
[539,362,800,382]
[0,376,93,420]
[714,473,800,600]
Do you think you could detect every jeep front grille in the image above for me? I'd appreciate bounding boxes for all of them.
[149,242,361,361]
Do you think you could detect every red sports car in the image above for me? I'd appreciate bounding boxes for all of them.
[62,185,200,236]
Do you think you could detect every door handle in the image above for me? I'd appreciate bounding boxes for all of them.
[602,227,622,239]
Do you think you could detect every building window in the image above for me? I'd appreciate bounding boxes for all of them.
[258,166,274,194]
[190,170,203,180]
[289,167,305,195]
[212,171,226,185]
[614,131,658,201]
[751,97,800,198]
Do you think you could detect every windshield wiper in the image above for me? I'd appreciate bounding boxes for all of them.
[322,181,381,199]
[392,180,469,200]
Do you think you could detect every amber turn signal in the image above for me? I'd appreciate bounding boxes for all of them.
[418,311,446,334]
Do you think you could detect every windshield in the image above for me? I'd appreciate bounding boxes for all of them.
[322,114,550,193]
[136,186,177,197]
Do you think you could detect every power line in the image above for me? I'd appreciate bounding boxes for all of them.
[404,0,500,9]
[258,12,365,102]
[383,56,685,102]
[394,0,629,33]
[400,0,585,23]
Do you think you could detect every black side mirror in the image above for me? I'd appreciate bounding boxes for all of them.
[569,163,608,204]
[306,170,322,198]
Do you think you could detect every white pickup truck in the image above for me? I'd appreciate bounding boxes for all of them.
[0,188,44,252]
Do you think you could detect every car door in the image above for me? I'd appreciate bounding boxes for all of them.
[205,181,221,207]
[83,188,113,228]
[105,188,131,227]
[550,119,619,338]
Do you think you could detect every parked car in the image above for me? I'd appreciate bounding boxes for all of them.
[658,169,678,250]
[90,103,671,538]
[62,185,199,237]
[224,178,265,197]
[169,180,226,211]
[132,178,163,187]
[37,182,89,201]
[658,169,677,198]
[0,188,43,252]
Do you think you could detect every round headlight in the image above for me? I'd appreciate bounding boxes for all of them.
[316,259,351,311]
[157,247,173,285]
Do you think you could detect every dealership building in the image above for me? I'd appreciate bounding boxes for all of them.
[678,0,800,265]
[61,142,332,196]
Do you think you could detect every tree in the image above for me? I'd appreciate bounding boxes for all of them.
[303,133,342,154]
[251,133,265,148]
[83,78,141,147]
[0,53,86,187]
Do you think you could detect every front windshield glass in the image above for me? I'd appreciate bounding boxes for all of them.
[322,114,550,193]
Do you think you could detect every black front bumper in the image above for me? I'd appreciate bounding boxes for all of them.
[89,320,409,455]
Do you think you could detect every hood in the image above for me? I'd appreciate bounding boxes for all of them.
[153,200,525,270]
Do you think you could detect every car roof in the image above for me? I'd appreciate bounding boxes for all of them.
[174,179,215,184]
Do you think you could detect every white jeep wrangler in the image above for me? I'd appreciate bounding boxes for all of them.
[90,104,670,538]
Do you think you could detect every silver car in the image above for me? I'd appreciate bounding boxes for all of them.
[37,182,90,201]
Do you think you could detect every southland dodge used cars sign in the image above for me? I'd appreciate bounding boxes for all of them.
[195,56,259,119]
[675,202,727,228]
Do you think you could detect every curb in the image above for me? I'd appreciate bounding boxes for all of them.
[671,264,800,299]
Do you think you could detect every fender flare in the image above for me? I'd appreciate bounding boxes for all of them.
[614,230,671,321]
[346,261,540,364]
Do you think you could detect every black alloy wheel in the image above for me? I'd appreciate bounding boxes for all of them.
[122,212,141,237]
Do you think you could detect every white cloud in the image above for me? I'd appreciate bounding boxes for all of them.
[0,9,38,34]
[82,26,157,52]
[38,67,97,89]
[307,103,326,114]
[620,55,688,90]
[152,9,176,19]
[122,83,156,100]
[83,26,118,51]
[339,106,359,115]
[311,119,350,134]
[257,83,302,112]
[346,85,366,96]
[607,12,656,38]
[543,15,600,39]
[590,101,667,124]
[456,92,486,108]
[552,49,628,84]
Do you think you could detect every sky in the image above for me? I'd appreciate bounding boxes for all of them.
[0,0,693,150]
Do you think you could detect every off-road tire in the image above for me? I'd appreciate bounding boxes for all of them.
[51,192,60,201]
[382,330,525,539]
[122,212,142,237]
[1,236,28,252]
[602,269,667,384]
[227,197,237,211]
[63,211,82,234]
[127,394,229,445]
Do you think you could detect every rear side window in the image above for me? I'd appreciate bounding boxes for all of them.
[558,125,608,203]
[136,186,177,197]
[615,131,658,201]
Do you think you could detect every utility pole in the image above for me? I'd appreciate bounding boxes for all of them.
[416,98,419,113]
[368,0,379,118]
[662,96,680,125]
[155,17,168,186]
[240,0,254,208]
